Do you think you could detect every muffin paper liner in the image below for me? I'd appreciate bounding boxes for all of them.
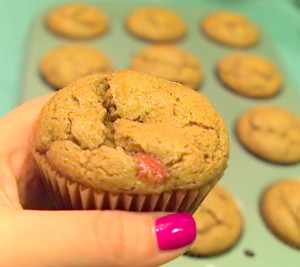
[35,154,221,213]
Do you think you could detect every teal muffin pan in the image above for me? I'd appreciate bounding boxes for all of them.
[22,1,300,266]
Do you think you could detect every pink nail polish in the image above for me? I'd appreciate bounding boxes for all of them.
[155,213,196,251]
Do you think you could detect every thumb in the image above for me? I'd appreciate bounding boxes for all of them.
[0,210,196,267]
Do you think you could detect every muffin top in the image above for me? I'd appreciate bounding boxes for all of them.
[40,43,113,89]
[34,71,229,193]
[202,12,259,48]
[260,179,300,249]
[125,7,186,42]
[187,185,243,256]
[131,44,203,89]
[217,53,282,98]
[46,4,109,39]
[236,105,300,164]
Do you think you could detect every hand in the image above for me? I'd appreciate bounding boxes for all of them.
[0,95,196,267]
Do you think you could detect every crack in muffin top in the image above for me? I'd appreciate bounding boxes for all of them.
[34,70,229,193]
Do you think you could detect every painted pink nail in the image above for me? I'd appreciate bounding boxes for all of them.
[155,213,196,250]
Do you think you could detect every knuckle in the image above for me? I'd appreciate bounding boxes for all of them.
[95,211,156,266]
[95,211,134,265]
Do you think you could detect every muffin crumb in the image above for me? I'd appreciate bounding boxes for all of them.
[244,249,255,257]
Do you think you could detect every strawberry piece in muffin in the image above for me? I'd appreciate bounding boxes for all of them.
[135,152,170,184]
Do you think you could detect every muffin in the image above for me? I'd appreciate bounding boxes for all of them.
[236,105,300,164]
[33,70,229,211]
[260,179,300,249]
[187,185,243,256]
[131,44,203,89]
[40,43,113,89]
[201,11,259,48]
[217,53,282,98]
[125,7,186,42]
[46,4,109,39]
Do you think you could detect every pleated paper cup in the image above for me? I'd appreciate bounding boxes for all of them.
[34,153,221,213]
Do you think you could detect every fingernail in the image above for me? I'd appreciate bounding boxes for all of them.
[155,213,196,251]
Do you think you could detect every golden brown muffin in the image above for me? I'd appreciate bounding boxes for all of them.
[131,45,203,89]
[187,185,243,256]
[202,12,259,48]
[46,4,109,39]
[217,53,282,98]
[126,7,186,42]
[260,179,300,249]
[40,43,113,89]
[33,71,229,211]
[236,105,300,164]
